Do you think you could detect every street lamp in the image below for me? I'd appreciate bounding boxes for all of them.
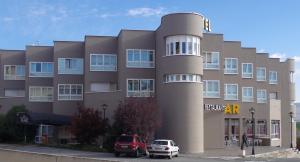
[101,104,108,121]
[289,111,294,148]
[249,107,255,155]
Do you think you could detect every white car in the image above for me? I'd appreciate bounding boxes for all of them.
[147,139,179,159]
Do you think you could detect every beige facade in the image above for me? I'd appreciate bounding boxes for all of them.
[0,12,296,153]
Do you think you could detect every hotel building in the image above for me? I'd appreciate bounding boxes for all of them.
[0,12,296,153]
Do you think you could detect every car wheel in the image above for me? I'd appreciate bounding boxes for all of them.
[149,154,154,158]
[115,152,120,157]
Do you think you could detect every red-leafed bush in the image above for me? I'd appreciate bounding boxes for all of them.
[70,107,105,144]
[113,97,161,142]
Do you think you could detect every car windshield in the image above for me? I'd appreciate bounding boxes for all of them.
[153,140,168,145]
[117,136,133,142]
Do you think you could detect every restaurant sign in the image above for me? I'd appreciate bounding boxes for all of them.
[204,104,240,114]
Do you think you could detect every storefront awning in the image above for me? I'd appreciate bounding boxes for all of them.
[26,112,71,126]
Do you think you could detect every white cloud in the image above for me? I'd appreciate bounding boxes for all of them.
[127,7,166,17]
[293,56,300,63]
[270,52,287,62]
[2,17,15,22]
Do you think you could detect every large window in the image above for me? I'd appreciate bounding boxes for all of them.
[29,86,53,102]
[30,62,53,77]
[90,54,117,71]
[127,79,154,97]
[4,89,25,97]
[256,67,266,81]
[127,49,154,68]
[166,35,200,56]
[242,87,253,102]
[257,89,267,103]
[58,84,83,100]
[203,80,220,98]
[224,58,238,74]
[203,51,220,69]
[271,120,280,139]
[164,74,201,83]
[242,63,253,78]
[224,84,238,100]
[256,120,267,137]
[269,71,278,84]
[58,58,83,74]
[4,65,25,80]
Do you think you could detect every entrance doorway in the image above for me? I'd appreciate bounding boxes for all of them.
[224,118,240,146]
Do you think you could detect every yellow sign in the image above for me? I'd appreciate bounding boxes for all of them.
[203,18,211,32]
[224,104,240,114]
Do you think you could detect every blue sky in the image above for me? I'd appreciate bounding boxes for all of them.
[0,0,299,102]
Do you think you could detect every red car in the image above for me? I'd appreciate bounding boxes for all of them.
[114,134,146,157]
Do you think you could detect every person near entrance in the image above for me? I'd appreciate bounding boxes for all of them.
[240,133,248,150]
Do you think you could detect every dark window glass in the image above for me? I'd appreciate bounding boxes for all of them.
[182,42,186,54]
[175,42,180,54]
[118,136,133,142]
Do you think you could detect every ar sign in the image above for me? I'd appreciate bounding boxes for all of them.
[224,104,240,114]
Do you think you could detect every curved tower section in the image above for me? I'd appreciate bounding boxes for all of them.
[156,13,204,153]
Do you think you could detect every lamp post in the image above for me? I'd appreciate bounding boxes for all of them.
[249,107,255,155]
[101,104,108,148]
[289,111,294,148]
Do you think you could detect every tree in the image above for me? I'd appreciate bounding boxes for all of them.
[70,107,105,144]
[113,97,161,141]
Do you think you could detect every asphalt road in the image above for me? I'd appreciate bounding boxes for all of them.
[0,144,299,162]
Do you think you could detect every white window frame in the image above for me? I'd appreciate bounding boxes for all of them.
[127,79,154,97]
[4,65,25,80]
[257,89,267,103]
[256,120,267,137]
[256,67,266,81]
[242,87,254,102]
[242,63,253,78]
[203,51,220,70]
[224,84,238,100]
[29,62,54,77]
[29,86,53,102]
[271,120,280,139]
[58,58,83,75]
[126,49,155,68]
[269,71,278,84]
[90,54,117,71]
[203,80,220,98]
[164,74,202,83]
[224,58,238,74]
[58,84,83,101]
[166,35,201,56]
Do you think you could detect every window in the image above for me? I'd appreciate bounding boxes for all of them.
[203,51,220,69]
[269,92,278,100]
[58,58,83,74]
[4,65,25,80]
[127,49,154,68]
[127,79,154,97]
[203,80,220,98]
[166,35,200,56]
[242,87,253,102]
[164,74,201,83]
[90,83,116,92]
[58,84,83,100]
[271,120,280,139]
[257,89,267,103]
[256,120,267,137]
[90,54,117,71]
[269,71,278,84]
[30,62,54,77]
[242,63,253,78]
[29,86,53,102]
[4,89,25,97]
[256,67,266,81]
[290,72,294,83]
[224,58,238,74]
[224,84,238,100]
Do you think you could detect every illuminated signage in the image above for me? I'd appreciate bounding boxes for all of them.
[204,103,240,114]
